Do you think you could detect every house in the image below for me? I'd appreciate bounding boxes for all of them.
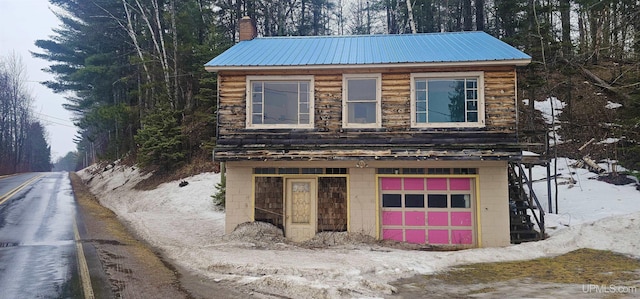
[205,17,532,248]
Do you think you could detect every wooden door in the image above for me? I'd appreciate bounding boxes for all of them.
[285,179,317,242]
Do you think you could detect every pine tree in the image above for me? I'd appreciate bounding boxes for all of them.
[53,151,79,172]
[23,122,51,172]
[134,103,186,171]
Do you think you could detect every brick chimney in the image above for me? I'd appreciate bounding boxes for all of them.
[239,16,257,41]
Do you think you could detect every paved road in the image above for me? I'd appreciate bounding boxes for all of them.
[0,172,85,298]
[0,172,249,299]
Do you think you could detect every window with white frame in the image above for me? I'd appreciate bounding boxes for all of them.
[411,72,485,128]
[342,74,381,128]
[246,76,314,128]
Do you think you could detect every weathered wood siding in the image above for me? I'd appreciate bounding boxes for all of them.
[254,177,284,229]
[317,177,348,232]
[254,176,348,232]
[216,66,519,160]
[484,70,518,129]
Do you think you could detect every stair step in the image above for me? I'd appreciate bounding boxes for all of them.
[511,231,540,236]
[511,223,534,228]
[508,162,546,244]
[511,237,541,244]
[511,215,530,221]
[510,226,535,231]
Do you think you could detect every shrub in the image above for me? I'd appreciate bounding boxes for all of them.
[212,177,225,209]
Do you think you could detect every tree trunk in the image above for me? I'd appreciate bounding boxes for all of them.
[406,0,417,33]
[312,0,322,35]
[150,0,172,104]
[578,10,586,53]
[121,0,153,114]
[171,0,180,110]
[562,58,632,101]
[367,0,372,34]
[463,0,472,30]
[337,0,344,35]
[589,8,601,64]
[475,0,484,31]
[559,0,571,56]
[386,0,393,33]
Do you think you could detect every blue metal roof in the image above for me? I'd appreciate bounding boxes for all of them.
[205,31,531,71]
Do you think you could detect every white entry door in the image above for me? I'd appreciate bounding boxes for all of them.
[285,179,317,242]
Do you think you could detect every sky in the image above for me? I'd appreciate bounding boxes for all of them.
[0,0,77,161]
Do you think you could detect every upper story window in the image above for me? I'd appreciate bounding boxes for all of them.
[411,72,485,128]
[342,74,381,128]
[246,76,314,129]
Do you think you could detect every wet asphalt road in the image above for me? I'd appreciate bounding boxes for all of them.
[0,172,247,299]
[0,172,83,298]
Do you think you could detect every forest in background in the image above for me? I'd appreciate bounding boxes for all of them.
[0,54,51,175]
[31,0,640,172]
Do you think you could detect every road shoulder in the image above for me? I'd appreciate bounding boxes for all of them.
[71,172,193,298]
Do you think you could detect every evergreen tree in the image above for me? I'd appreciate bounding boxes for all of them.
[22,122,51,172]
[134,103,185,171]
[36,0,224,168]
[34,0,137,162]
[53,151,79,172]
[29,0,640,173]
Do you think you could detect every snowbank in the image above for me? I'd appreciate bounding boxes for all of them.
[78,160,640,298]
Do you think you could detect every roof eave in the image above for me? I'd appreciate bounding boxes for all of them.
[204,59,532,73]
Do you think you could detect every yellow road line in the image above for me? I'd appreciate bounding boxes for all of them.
[74,219,95,299]
[0,173,94,298]
[0,174,44,205]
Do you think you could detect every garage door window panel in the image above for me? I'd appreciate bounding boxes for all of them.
[380,177,476,246]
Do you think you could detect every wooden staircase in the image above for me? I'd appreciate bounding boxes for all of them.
[508,162,546,243]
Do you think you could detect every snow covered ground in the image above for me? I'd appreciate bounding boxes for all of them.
[77,159,640,299]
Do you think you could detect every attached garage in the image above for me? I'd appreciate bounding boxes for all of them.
[378,172,478,247]
[208,28,530,248]
[224,161,511,248]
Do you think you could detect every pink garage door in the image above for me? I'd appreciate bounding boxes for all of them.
[380,177,476,246]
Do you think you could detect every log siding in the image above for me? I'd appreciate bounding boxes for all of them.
[215,66,520,161]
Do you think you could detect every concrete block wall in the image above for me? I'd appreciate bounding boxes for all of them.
[224,163,253,233]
